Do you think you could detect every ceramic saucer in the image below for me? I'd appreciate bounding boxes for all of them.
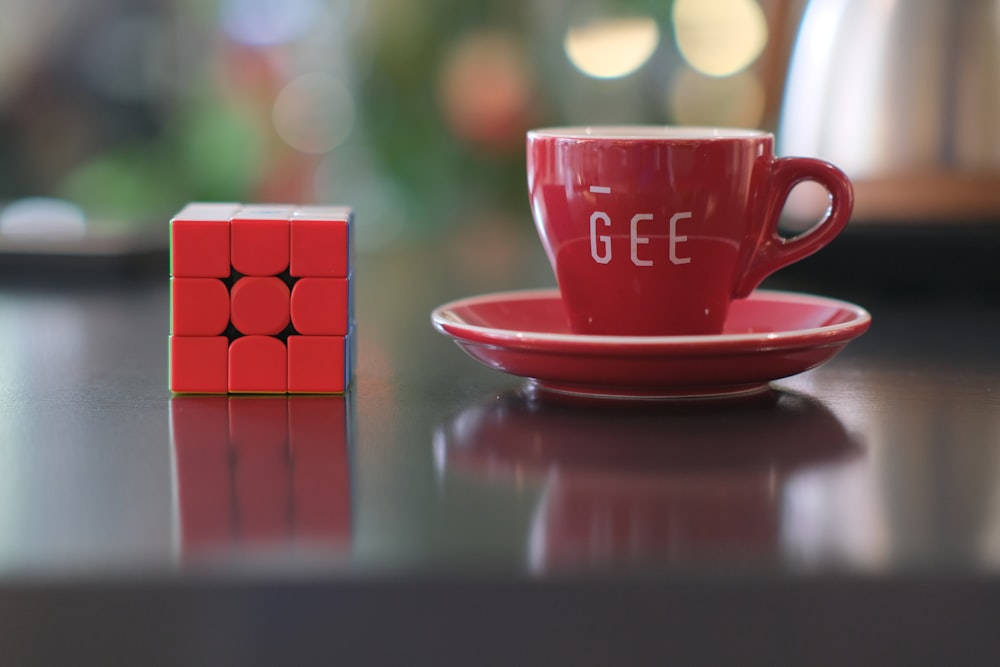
[431,288,870,401]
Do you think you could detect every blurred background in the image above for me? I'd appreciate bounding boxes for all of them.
[0,0,805,253]
[0,0,997,276]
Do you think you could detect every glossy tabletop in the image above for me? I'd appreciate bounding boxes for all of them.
[1,229,999,664]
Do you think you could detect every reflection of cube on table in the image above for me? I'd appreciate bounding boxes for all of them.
[170,396,352,554]
[169,203,355,394]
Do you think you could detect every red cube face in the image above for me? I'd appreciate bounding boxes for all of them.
[229,336,288,393]
[170,336,229,393]
[287,335,348,394]
[172,278,230,336]
[171,222,231,278]
[232,208,292,276]
[230,276,291,336]
[169,203,354,394]
[290,211,350,278]
[290,278,349,335]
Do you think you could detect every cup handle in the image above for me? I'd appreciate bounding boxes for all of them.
[733,157,854,298]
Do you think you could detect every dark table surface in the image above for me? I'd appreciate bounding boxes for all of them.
[1,225,999,665]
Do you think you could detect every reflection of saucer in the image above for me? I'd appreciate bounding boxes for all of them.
[438,389,859,479]
[437,390,860,572]
[431,288,870,400]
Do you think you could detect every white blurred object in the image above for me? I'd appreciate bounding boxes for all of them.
[0,198,87,239]
[778,0,1000,222]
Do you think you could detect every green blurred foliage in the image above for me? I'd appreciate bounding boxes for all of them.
[353,0,539,234]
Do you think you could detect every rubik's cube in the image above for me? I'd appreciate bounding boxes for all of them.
[169,203,355,394]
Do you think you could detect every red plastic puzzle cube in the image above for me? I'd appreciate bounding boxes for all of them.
[169,203,354,394]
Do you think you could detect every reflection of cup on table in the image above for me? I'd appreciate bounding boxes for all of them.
[527,127,853,336]
[437,390,859,572]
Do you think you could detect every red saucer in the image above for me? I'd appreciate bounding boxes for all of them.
[431,288,870,400]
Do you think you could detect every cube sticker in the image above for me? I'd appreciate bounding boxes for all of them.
[170,203,354,394]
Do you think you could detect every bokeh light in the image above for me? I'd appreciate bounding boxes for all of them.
[437,30,534,147]
[272,73,355,154]
[563,18,660,79]
[672,0,768,77]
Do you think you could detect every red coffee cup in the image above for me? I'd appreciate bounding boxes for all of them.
[527,127,854,336]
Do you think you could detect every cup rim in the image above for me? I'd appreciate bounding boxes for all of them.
[528,126,770,140]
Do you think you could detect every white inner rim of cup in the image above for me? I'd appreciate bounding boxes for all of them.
[529,126,768,140]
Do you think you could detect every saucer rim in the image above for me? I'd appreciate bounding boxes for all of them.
[431,288,871,352]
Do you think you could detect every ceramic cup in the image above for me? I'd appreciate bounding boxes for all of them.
[527,126,854,336]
